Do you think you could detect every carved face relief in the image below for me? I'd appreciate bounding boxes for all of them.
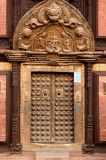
[22,28,32,38]
[75,27,85,37]
[46,2,62,21]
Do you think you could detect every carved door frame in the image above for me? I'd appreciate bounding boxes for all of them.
[19,63,84,151]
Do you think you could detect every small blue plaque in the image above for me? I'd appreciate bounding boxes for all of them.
[74,72,81,82]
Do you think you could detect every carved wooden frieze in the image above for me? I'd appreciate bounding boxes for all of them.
[13,0,94,53]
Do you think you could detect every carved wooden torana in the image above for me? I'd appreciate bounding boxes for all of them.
[13,0,94,53]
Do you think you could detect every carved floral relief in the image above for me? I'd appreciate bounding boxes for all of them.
[13,0,94,53]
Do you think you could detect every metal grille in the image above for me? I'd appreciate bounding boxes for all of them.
[31,73,74,144]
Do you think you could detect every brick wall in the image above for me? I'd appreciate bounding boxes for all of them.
[0,75,6,141]
[0,0,6,36]
[99,76,106,141]
[0,152,106,160]
[98,0,106,36]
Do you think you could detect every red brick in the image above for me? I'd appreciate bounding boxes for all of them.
[99,76,106,141]
[98,0,106,36]
[0,75,6,141]
[0,0,6,36]
[0,152,105,160]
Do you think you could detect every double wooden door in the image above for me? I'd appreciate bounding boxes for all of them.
[31,72,74,144]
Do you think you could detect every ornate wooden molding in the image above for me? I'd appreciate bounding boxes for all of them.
[5,50,103,63]
[10,62,22,153]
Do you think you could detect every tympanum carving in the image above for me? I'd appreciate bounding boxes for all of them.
[33,25,74,53]
[13,0,94,53]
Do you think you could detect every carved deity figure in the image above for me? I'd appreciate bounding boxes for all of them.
[35,37,45,51]
[46,31,62,53]
[18,28,32,51]
[75,27,89,51]
[18,38,31,51]
[63,38,73,52]
[33,32,47,51]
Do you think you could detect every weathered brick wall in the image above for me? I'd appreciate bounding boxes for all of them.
[0,75,6,141]
[0,0,6,35]
[98,0,106,36]
[0,152,106,160]
[99,76,106,141]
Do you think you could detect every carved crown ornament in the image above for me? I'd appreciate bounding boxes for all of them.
[13,0,95,53]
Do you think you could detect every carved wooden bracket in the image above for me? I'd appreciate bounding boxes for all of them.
[82,144,94,154]
[10,143,22,153]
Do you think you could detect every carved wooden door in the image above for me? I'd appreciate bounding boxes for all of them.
[31,73,74,144]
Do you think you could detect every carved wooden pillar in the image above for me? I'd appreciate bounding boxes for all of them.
[82,62,94,154]
[13,0,18,31]
[82,0,86,17]
[87,0,92,29]
[74,0,80,9]
[10,62,22,153]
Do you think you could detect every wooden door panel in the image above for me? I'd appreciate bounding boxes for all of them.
[31,73,74,144]
[54,73,74,143]
[31,73,51,143]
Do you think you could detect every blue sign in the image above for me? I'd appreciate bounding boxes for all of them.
[74,72,81,82]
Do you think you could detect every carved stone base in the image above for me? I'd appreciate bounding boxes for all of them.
[10,143,22,153]
[82,144,94,154]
